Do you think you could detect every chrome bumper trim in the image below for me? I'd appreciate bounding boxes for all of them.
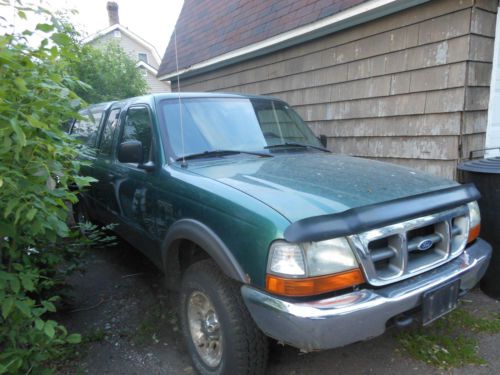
[242,239,491,351]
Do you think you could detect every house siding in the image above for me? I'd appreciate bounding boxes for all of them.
[94,31,159,68]
[145,70,171,93]
[174,0,498,179]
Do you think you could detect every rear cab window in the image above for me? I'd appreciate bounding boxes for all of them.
[71,107,105,147]
[99,108,121,156]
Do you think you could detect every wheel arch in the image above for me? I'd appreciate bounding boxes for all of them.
[161,219,249,288]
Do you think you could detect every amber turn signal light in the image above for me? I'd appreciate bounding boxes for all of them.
[468,224,480,244]
[266,268,365,297]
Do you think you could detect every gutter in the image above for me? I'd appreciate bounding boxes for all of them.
[158,0,429,81]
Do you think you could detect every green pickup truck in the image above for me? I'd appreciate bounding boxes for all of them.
[71,93,491,375]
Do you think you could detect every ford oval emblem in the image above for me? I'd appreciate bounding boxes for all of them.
[417,239,434,251]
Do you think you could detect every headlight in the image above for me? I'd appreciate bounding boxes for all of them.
[266,238,364,296]
[303,238,358,276]
[467,201,481,243]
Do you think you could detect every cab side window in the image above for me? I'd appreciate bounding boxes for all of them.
[120,107,154,163]
[99,108,121,155]
[72,109,103,147]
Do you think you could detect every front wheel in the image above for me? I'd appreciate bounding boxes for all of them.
[179,260,268,375]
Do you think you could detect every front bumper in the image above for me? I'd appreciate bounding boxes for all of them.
[242,238,491,351]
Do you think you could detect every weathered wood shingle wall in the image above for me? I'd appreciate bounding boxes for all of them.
[463,0,498,160]
[177,0,498,179]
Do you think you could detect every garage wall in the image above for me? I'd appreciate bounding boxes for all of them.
[175,0,498,179]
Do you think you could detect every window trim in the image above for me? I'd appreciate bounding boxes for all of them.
[117,104,156,167]
[97,107,122,157]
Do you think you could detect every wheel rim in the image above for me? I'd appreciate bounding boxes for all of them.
[187,291,223,368]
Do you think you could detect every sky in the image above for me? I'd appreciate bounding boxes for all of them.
[2,0,184,57]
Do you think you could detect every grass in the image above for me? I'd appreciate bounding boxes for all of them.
[134,317,158,346]
[449,309,500,334]
[83,328,106,343]
[398,306,500,368]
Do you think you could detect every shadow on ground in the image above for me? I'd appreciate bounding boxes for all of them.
[57,242,500,375]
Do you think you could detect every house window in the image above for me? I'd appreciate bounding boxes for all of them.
[138,52,148,63]
[113,29,121,38]
[139,67,148,77]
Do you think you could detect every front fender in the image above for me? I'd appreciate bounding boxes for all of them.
[161,219,248,283]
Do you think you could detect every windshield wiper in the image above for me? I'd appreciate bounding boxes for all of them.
[265,142,330,152]
[176,149,272,162]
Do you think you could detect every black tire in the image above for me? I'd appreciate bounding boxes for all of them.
[180,260,268,375]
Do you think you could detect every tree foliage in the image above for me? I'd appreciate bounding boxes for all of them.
[0,3,98,373]
[67,41,148,103]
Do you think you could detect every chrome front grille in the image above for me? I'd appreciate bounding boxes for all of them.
[349,205,470,286]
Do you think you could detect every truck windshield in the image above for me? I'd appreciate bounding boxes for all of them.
[160,97,324,159]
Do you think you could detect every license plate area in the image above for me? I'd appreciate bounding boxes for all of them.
[422,279,460,326]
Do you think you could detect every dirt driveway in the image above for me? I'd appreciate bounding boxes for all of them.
[57,242,500,375]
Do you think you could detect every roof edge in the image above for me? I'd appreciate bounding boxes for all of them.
[83,24,162,65]
[158,0,429,81]
[135,60,158,74]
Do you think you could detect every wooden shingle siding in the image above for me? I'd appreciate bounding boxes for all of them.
[177,0,498,179]
[463,0,498,160]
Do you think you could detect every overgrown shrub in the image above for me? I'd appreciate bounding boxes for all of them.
[0,3,96,373]
[67,42,148,103]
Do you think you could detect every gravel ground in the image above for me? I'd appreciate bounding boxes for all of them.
[56,242,500,375]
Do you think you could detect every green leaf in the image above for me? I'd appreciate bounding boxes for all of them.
[9,119,26,147]
[9,277,20,293]
[4,199,19,218]
[73,175,96,189]
[20,274,35,291]
[17,10,27,20]
[14,77,26,91]
[66,333,81,344]
[26,115,47,129]
[26,208,37,221]
[35,23,54,32]
[44,321,55,338]
[51,32,70,46]
[35,318,44,331]
[1,297,14,319]
[42,301,56,313]
[14,300,31,317]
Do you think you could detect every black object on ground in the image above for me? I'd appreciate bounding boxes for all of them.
[458,155,500,299]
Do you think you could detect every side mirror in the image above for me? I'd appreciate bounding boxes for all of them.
[319,134,328,148]
[117,140,143,164]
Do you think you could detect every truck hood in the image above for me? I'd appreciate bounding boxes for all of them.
[187,153,456,223]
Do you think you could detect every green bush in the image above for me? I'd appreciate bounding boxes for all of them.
[67,42,148,103]
[0,3,95,374]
